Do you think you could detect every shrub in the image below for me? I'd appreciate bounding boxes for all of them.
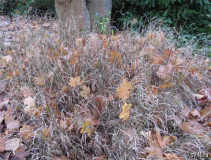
[113,0,211,34]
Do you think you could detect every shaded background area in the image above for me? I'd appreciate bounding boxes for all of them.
[0,0,210,34]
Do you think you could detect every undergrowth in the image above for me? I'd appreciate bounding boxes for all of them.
[0,16,211,160]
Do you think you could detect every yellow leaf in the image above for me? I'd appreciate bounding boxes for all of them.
[80,121,93,137]
[69,77,82,87]
[80,85,90,99]
[119,103,132,122]
[159,82,175,89]
[117,79,132,102]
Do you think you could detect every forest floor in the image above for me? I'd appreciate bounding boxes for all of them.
[0,15,211,160]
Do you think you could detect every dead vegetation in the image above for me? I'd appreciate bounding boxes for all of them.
[0,15,211,159]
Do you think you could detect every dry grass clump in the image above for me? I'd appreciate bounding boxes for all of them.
[0,16,211,159]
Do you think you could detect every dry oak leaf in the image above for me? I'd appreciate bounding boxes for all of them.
[69,77,83,87]
[15,145,30,160]
[80,85,90,99]
[119,103,132,122]
[144,130,173,159]
[117,79,132,102]
[80,121,93,137]
[19,125,34,140]
[5,138,21,154]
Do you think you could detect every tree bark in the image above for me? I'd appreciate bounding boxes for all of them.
[87,0,112,32]
[55,0,90,32]
[54,0,112,33]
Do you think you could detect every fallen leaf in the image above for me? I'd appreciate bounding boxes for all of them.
[23,96,35,107]
[108,51,121,64]
[5,138,21,154]
[80,85,90,99]
[180,121,204,134]
[21,87,34,98]
[0,137,6,152]
[69,77,82,87]
[187,109,201,119]
[117,79,132,102]
[7,120,20,132]
[94,155,107,160]
[15,145,30,160]
[33,75,46,86]
[156,65,174,80]
[164,153,181,160]
[19,125,34,140]
[119,103,132,122]
[1,55,12,63]
[0,99,9,109]
[159,82,175,89]
[42,128,51,141]
[0,111,5,123]
[80,121,93,137]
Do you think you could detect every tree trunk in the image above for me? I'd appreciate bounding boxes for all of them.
[54,0,112,34]
[55,0,90,32]
[87,0,112,32]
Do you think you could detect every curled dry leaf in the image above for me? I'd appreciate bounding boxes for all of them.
[119,103,132,122]
[187,109,201,119]
[69,76,83,87]
[117,79,132,102]
[193,93,208,105]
